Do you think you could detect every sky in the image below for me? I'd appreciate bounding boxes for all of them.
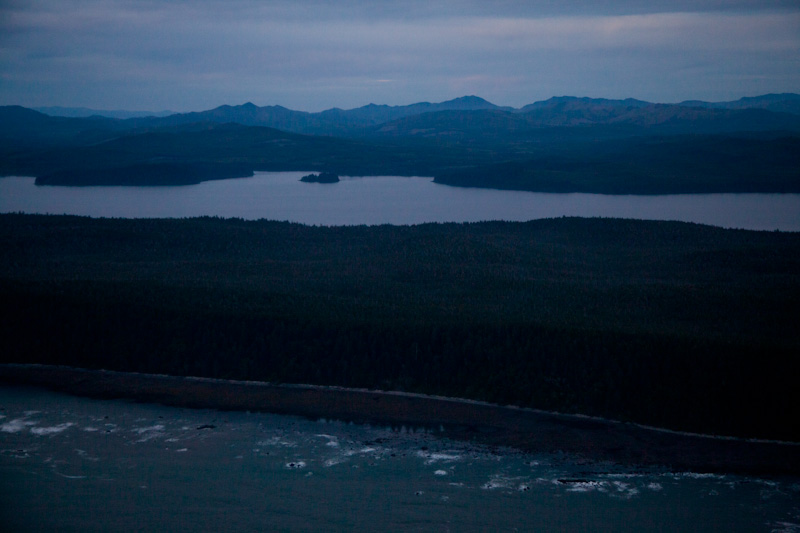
[1,0,799,112]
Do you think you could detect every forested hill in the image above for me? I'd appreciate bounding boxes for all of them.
[2,94,799,192]
[1,214,798,441]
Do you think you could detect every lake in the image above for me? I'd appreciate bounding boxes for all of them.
[1,386,798,532]
[1,172,799,231]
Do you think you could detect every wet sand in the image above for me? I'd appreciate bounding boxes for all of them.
[1,364,797,476]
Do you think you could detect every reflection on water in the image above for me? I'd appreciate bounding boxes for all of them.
[1,387,799,532]
[1,172,799,231]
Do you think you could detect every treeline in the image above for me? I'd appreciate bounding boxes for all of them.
[1,214,799,440]
[434,135,800,194]
[35,162,254,186]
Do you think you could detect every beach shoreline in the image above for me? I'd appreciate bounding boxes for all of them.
[1,363,797,476]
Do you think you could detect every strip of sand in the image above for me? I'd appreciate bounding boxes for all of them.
[1,364,797,476]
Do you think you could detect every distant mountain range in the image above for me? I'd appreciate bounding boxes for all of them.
[1,93,799,193]
[34,106,176,119]
[35,93,800,119]
[677,93,800,115]
[5,93,798,147]
[29,93,800,136]
[114,95,513,136]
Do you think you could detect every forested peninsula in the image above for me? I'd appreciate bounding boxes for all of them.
[2,214,798,443]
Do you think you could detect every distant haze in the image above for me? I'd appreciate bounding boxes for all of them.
[32,106,176,120]
[1,0,799,112]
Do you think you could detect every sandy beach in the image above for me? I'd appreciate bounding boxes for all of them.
[1,364,797,476]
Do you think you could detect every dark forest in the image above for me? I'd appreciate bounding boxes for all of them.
[2,214,798,441]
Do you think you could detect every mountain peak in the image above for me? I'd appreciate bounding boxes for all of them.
[451,95,489,103]
[519,96,652,114]
[439,95,497,109]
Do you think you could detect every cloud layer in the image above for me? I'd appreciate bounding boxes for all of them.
[1,0,798,111]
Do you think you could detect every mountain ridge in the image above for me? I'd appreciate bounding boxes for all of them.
[34,106,176,120]
[10,96,800,147]
[31,93,800,119]
[135,93,800,136]
[677,93,800,115]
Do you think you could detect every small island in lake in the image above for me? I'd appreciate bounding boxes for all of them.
[300,172,339,183]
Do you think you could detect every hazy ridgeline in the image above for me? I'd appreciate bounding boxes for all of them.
[1,214,798,441]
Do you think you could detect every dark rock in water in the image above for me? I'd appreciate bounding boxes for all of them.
[300,172,339,183]
[196,424,216,430]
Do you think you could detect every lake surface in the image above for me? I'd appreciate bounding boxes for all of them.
[1,386,798,532]
[1,172,799,231]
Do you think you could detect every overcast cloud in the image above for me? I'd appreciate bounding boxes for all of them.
[1,0,798,111]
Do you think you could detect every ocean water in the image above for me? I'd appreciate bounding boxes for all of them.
[1,386,798,532]
[1,172,799,231]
